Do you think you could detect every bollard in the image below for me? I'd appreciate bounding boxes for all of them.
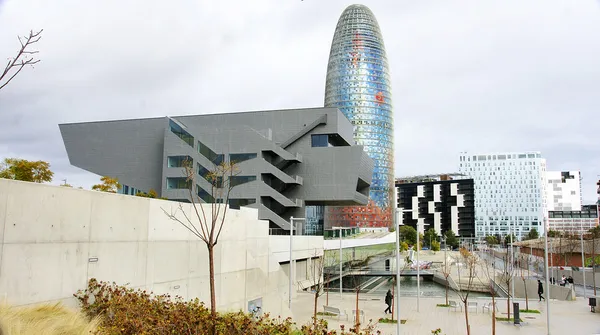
[513,302,520,325]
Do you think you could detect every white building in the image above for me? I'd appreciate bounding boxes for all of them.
[458,151,547,240]
[545,171,582,211]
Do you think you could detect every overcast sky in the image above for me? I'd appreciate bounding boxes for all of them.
[1,0,599,202]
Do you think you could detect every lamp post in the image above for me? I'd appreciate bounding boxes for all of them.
[332,226,344,300]
[289,216,305,313]
[543,217,551,335]
[416,220,421,312]
[581,219,587,299]
[396,208,412,334]
[510,225,515,301]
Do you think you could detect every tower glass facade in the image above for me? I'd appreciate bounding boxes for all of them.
[323,4,394,228]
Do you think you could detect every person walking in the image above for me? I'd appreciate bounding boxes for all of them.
[384,289,393,314]
[538,279,545,301]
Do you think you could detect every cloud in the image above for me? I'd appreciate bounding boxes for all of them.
[0,0,599,202]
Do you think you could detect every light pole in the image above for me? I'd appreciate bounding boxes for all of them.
[416,220,421,312]
[581,219,587,299]
[510,225,515,301]
[289,216,305,313]
[396,208,411,334]
[543,217,551,335]
[332,226,344,300]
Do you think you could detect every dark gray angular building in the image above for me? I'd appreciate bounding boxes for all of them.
[395,174,475,237]
[59,107,374,235]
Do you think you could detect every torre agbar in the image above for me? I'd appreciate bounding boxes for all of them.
[323,4,395,228]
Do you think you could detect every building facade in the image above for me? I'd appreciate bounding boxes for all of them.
[458,152,547,240]
[395,174,475,237]
[545,171,582,212]
[548,204,598,235]
[321,4,395,229]
[60,108,374,235]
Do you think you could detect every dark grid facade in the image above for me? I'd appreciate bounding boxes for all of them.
[396,179,475,237]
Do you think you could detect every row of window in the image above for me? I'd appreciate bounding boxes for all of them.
[166,175,257,190]
[459,153,542,162]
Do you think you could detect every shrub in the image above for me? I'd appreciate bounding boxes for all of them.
[431,240,441,251]
[0,302,100,335]
[74,279,380,335]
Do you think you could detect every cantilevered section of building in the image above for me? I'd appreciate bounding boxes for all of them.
[59,107,374,235]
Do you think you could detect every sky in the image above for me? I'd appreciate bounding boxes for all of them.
[0,0,599,202]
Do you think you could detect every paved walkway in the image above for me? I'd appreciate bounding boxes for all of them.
[291,292,600,334]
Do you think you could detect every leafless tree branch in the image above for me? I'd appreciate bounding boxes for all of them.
[0,29,43,91]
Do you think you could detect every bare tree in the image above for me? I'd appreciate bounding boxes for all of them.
[163,159,239,334]
[309,252,325,331]
[440,248,452,306]
[455,247,478,335]
[478,255,498,335]
[499,251,516,320]
[1,29,43,91]
[518,254,529,311]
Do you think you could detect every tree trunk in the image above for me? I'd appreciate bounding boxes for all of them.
[313,292,318,330]
[325,273,330,306]
[523,277,528,310]
[506,280,511,321]
[208,245,217,335]
[464,300,470,335]
[491,294,496,335]
[445,275,449,305]
[355,289,360,333]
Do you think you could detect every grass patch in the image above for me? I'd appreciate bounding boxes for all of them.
[520,309,540,314]
[496,317,523,322]
[0,303,100,335]
[436,304,450,307]
[378,318,407,324]
[316,312,337,316]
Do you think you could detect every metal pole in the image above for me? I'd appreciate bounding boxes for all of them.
[289,217,294,312]
[510,225,515,300]
[395,209,401,335]
[416,221,420,312]
[544,218,551,335]
[339,228,343,299]
[581,220,587,299]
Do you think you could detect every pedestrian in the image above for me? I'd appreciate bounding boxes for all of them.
[538,279,545,301]
[384,289,393,314]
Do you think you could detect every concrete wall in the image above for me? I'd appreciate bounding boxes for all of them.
[511,278,573,301]
[0,179,323,316]
[323,233,394,250]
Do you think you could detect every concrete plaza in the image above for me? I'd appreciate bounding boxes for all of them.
[291,292,600,334]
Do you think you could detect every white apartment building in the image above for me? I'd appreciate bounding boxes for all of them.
[458,151,547,240]
[545,171,582,211]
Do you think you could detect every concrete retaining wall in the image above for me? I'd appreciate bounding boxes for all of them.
[0,179,323,316]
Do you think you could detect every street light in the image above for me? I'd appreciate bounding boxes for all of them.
[332,226,344,300]
[543,217,551,335]
[581,219,587,299]
[396,208,412,335]
[289,216,305,313]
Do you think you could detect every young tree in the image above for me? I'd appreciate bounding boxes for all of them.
[518,254,530,311]
[485,235,498,245]
[455,248,478,335]
[499,251,516,320]
[0,158,53,183]
[309,252,325,331]
[163,159,239,333]
[1,29,43,91]
[423,228,438,248]
[440,243,452,305]
[399,225,417,246]
[524,228,539,240]
[91,176,121,193]
[444,230,459,249]
[478,255,498,335]
[586,227,600,295]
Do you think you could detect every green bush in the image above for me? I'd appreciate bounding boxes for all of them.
[431,240,441,251]
[74,279,379,335]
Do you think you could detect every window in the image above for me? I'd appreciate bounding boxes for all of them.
[311,134,329,147]
[198,140,224,164]
[167,155,193,168]
[169,120,194,147]
[229,198,256,209]
[230,176,257,187]
[230,153,257,164]
[197,163,222,187]
[166,177,191,190]
[197,186,214,202]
